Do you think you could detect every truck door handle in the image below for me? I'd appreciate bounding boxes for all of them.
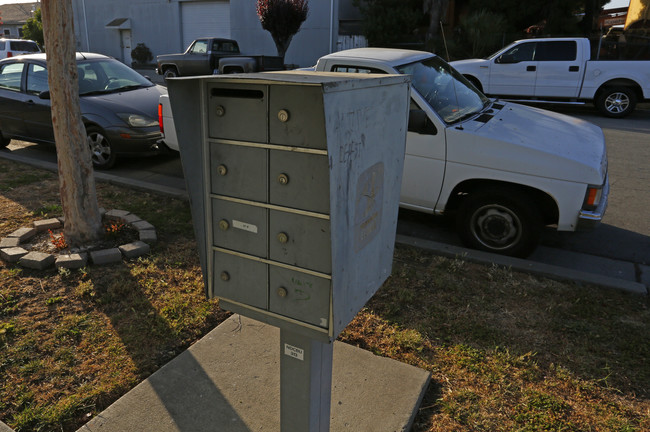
[526,66,536,72]
[569,66,579,72]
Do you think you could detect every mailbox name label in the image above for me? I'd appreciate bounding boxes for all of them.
[232,219,258,234]
[284,343,305,361]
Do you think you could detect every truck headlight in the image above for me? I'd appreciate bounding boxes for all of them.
[117,113,158,128]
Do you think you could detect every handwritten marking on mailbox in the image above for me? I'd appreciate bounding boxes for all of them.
[232,219,258,234]
[284,343,304,361]
[354,162,384,252]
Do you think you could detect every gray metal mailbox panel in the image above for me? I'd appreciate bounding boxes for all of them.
[210,143,268,202]
[211,199,268,258]
[269,266,331,328]
[213,251,268,309]
[207,83,268,143]
[269,210,331,274]
[269,150,330,214]
[269,85,326,149]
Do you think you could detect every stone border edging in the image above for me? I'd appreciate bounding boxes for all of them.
[0,209,157,270]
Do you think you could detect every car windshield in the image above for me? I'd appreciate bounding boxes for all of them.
[78,58,154,96]
[397,56,489,124]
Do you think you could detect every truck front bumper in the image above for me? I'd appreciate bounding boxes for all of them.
[576,174,609,231]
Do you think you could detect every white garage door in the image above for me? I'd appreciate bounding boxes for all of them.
[181,1,230,49]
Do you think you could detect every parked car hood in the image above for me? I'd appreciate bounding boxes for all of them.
[446,102,607,185]
[450,58,489,70]
[80,85,166,120]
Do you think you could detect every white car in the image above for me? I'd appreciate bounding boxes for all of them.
[0,38,41,59]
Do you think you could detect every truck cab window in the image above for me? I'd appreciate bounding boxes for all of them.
[330,65,385,74]
[536,41,577,61]
[190,41,208,55]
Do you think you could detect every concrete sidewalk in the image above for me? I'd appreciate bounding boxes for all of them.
[77,315,431,432]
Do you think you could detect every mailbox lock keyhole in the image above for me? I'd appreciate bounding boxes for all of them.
[215,105,226,117]
[277,287,288,298]
[220,271,230,281]
[217,164,228,176]
[278,173,289,185]
[277,232,289,244]
[278,109,290,122]
[219,219,230,231]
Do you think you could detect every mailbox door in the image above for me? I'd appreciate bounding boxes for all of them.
[269,210,331,274]
[208,83,268,143]
[269,150,330,214]
[213,251,268,309]
[212,199,268,258]
[269,85,326,149]
[269,266,331,328]
[210,143,268,202]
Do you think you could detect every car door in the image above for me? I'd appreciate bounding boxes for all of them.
[489,41,537,96]
[534,41,582,98]
[184,39,210,75]
[325,62,447,212]
[23,62,54,141]
[0,61,27,137]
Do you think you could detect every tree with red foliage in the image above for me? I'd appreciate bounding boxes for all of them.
[256,0,308,63]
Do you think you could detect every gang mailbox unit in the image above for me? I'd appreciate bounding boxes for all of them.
[167,71,410,431]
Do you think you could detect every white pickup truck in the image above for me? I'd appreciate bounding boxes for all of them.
[161,47,609,257]
[450,37,650,118]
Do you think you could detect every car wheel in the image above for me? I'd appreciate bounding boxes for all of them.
[456,188,542,258]
[86,126,116,170]
[163,67,179,80]
[596,86,637,118]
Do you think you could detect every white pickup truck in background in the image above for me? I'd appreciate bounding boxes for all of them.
[162,47,609,257]
[450,37,650,117]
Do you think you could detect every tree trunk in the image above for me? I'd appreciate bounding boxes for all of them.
[41,0,103,248]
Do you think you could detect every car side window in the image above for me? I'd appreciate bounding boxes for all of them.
[330,65,386,74]
[0,62,24,91]
[26,63,48,95]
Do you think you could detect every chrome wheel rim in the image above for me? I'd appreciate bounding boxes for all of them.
[87,132,111,166]
[604,92,630,114]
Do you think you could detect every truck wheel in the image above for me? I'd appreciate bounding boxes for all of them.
[87,126,117,170]
[163,67,179,80]
[596,86,636,118]
[456,189,542,258]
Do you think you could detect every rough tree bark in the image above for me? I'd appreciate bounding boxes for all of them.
[41,0,103,248]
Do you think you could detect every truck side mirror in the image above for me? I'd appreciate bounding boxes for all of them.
[408,109,437,135]
[38,91,51,100]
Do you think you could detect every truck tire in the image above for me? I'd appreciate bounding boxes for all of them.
[456,188,542,258]
[163,67,179,80]
[87,126,117,170]
[596,86,636,118]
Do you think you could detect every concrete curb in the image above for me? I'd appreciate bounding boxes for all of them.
[396,234,648,295]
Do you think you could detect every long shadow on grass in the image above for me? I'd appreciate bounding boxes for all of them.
[83,265,251,432]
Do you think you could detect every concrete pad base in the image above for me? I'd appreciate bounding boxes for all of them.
[78,315,430,432]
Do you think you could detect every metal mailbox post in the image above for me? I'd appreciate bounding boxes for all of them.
[168,71,410,431]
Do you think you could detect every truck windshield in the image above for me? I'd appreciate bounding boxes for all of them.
[397,56,489,124]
